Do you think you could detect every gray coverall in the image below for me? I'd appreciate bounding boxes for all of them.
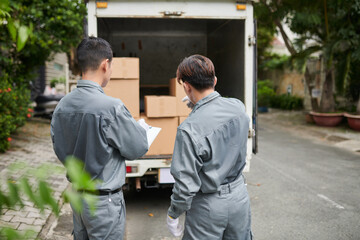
[51,80,148,240]
[168,91,252,240]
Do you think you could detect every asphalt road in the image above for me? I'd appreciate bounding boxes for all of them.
[124,121,360,240]
[246,121,360,240]
[46,119,360,240]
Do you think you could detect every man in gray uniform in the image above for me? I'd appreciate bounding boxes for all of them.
[167,55,252,240]
[51,37,148,240]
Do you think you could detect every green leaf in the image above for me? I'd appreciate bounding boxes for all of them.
[19,178,44,211]
[63,190,82,213]
[0,0,9,10]
[64,157,99,191]
[38,181,59,216]
[7,20,16,42]
[0,227,36,240]
[17,25,29,52]
[0,190,11,213]
[7,181,23,208]
[1,227,22,240]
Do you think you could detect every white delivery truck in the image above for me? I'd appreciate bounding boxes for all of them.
[86,0,258,190]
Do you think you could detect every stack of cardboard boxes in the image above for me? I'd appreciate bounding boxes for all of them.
[103,58,140,118]
[104,57,191,156]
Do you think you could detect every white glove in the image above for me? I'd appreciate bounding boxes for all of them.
[167,215,183,237]
[182,96,195,109]
[137,119,150,132]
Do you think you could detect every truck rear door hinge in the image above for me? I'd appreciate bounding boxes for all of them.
[248,129,255,138]
[248,35,256,46]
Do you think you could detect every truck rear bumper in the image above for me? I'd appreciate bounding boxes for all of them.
[125,159,172,178]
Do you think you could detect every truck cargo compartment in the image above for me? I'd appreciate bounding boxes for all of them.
[98,18,245,102]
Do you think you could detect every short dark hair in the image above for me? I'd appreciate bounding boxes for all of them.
[176,54,215,90]
[76,37,113,74]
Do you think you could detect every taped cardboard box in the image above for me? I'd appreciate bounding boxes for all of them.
[138,114,178,156]
[169,78,191,116]
[144,95,177,118]
[111,57,139,79]
[103,79,140,118]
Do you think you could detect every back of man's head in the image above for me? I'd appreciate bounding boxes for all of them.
[176,54,215,91]
[76,37,113,75]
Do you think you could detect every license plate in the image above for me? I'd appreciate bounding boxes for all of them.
[158,168,175,184]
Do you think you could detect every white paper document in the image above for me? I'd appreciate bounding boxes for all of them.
[137,119,161,148]
[147,126,161,148]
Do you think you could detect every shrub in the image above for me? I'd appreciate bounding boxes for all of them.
[270,94,304,110]
[50,76,66,88]
[0,76,32,152]
[258,80,276,107]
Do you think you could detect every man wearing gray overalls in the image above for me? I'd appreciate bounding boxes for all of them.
[167,55,252,240]
[51,37,148,240]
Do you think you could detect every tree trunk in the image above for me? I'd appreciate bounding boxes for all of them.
[357,97,360,114]
[319,69,335,112]
[304,66,319,111]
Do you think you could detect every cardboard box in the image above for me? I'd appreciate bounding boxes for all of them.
[103,79,140,118]
[178,116,187,125]
[144,95,177,118]
[111,58,139,79]
[169,78,191,116]
[138,114,178,156]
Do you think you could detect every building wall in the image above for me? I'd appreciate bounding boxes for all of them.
[260,69,305,97]
[272,70,305,97]
[45,53,67,85]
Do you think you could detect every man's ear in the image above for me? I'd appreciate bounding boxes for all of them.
[99,59,108,72]
[183,81,192,93]
[214,76,217,88]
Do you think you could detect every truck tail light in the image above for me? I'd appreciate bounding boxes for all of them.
[126,166,137,173]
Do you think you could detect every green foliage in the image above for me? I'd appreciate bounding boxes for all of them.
[0,161,64,215]
[50,76,66,88]
[63,157,100,215]
[259,53,290,71]
[258,80,275,107]
[0,75,32,152]
[0,0,86,86]
[0,157,98,239]
[0,228,36,240]
[257,0,360,112]
[258,79,304,110]
[0,0,86,153]
[254,3,278,66]
[347,60,360,103]
[270,94,304,110]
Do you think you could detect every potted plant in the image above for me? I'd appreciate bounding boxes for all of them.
[310,111,344,127]
[344,71,360,131]
[345,113,360,131]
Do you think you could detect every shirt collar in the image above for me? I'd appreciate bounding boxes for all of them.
[77,80,104,93]
[191,91,220,113]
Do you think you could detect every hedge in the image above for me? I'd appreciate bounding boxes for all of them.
[0,77,32,152]
[270,94,304,110]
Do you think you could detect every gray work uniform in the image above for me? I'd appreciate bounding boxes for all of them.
[51,80,148,240]
[168,91,252,240]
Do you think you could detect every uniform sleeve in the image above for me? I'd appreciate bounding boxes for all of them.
[103,104,148,160]
[168,129,203,219]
